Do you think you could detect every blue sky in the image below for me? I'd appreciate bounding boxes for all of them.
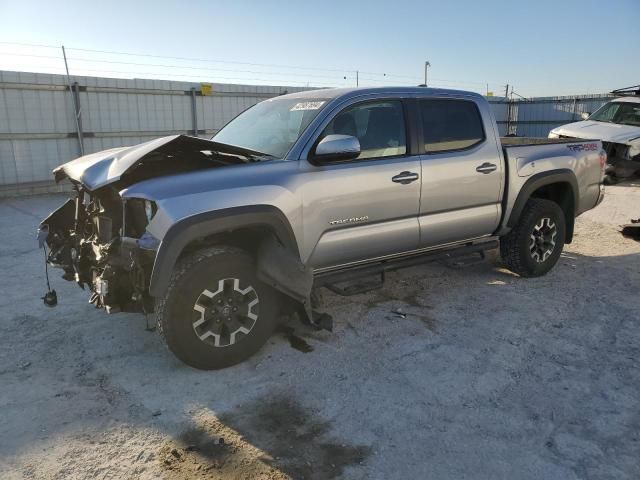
[0,0,638,97]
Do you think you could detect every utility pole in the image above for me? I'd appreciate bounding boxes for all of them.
[424,61,431,86]
[504,83,512,136]
[62,45,84,156]
[356,70,359,87]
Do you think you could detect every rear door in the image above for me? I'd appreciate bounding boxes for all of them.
[300,99,422,269]
[417,97,503,247]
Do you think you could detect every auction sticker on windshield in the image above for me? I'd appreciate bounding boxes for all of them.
[290,101,325,111]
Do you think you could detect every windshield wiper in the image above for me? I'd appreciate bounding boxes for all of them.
[206,139,277,161]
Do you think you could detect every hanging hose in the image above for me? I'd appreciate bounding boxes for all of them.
[41,244,57,307]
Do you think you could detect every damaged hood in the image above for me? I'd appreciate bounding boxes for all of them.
[552,120,640,145]
[53,135,265,191]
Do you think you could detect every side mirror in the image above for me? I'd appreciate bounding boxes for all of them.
[581,112,590,120]
[313,134,360,163]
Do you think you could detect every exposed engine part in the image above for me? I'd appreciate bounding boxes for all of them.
[37,226,58,307]
[601,141,640,181]
[40,185,156,314]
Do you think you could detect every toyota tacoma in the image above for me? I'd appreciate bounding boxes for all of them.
[39,87,606,369]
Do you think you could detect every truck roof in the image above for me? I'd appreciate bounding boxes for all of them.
[281,86,485,101]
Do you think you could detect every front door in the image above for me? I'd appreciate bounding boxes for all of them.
[301,99,422,269]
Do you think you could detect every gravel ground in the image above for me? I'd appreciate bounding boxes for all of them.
[1,183,639,480]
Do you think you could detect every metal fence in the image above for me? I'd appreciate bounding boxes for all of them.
[0,69,614,197]
[489,94,613,137]
[0,70,308,196]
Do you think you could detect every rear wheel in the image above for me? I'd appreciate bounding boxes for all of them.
[156,246,279,370]
[500,198,566,277]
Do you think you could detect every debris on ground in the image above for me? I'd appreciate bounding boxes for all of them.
[278,325,314,353]
[621,218,640,240]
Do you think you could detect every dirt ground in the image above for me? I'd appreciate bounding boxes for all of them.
[1,183,639,480]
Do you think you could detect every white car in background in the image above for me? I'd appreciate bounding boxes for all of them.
[549,90,640,184]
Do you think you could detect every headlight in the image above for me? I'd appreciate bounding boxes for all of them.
[548,131,560,139]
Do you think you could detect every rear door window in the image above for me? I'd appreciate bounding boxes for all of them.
[419,99,485,153]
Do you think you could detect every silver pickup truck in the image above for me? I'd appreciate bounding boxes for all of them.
[39,87,606,369]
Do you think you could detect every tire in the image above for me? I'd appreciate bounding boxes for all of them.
[500,198,566,278]
[156,246,279,370]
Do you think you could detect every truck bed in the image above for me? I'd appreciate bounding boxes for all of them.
[500,136,593,147]
[499,136,603,220]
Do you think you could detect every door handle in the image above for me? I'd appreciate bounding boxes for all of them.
[476,162,497,174]
[392,171,419,184]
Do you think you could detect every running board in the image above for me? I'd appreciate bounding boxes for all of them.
[315,239,499,289]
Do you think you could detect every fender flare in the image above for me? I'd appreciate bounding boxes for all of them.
[507,169,579,229]
[148,205,299,297]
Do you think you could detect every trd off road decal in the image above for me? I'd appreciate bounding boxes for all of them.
[567,143,598,152]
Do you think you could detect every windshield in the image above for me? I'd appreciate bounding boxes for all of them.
[212,97,330,158]
[589,101,640,127]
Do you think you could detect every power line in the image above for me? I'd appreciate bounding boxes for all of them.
[0,41,509,91]
[0,41,358,75]
[0,61,501,91]
[356,75,504,91]
[0,41,59,49]
[66,46,355,74]
[62,55,355,81]
[0,52,63,61]
[3,64,350,87]
[0,41,496,86]
[0,50,357,82]
[5,52,492,87]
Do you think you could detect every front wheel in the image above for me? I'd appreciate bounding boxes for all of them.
[500,198,566,277]
[156,246,280,370]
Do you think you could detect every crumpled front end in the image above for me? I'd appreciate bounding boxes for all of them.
[39,134,265,313]
[39,185,158,313]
